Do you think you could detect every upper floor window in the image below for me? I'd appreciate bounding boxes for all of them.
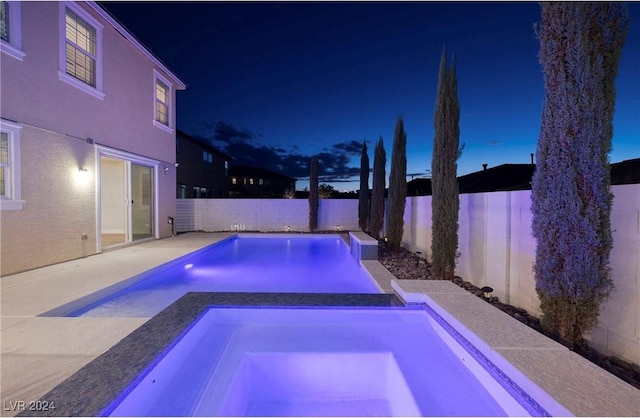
[155,80,169,125]
[0,1,25,61]
[0,119,24,210]
[153,69,173,133]
[58,2,104,99]
[202,150,213,171]
[224,161,229,176]
[65,8,96,86]
[231,177,237,185]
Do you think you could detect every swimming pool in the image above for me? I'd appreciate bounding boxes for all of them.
[103,306,534,416]
[48,235,380,317]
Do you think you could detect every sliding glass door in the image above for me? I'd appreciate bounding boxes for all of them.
[131,163,153,241]
[99,153,156,249]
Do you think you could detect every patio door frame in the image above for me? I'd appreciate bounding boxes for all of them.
[95,145,160,252]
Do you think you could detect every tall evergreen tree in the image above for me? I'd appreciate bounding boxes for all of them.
[309,156,319,232]
[532,3,628,347]
[386,117,407,252]
[358,140,370,231]
[431,49,461,280]
[370,136,386,240]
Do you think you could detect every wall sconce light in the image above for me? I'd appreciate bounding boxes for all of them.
[164,166,169,174]
[286,225,292,232]
[335,225,342,232]
[481,286,494,301]
[174,163,180,168]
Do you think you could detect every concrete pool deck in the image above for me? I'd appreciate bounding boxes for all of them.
[1,232,639,417]
[1,233,233,416]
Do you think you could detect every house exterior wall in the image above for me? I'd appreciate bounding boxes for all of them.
[1,2,183,276]
[229,176,296,198]
[176,134,229,198]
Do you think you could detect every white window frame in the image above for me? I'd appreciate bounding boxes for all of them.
[0,119,24,210]
[0,1,25,61]
[58,2,104,100]
[153,69,174,133]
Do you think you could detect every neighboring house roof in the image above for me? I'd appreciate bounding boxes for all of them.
[177,129,233,160]
[407,158,639,196]
[92,2,186,90]
[229,165,297,182]
[611,158,640,185]
[458,164,535,194]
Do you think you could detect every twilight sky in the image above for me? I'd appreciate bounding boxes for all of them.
[101,2,639,192]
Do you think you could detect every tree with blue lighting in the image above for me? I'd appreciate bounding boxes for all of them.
[386,117,407,252]
[359,140,370,231]
[431,49,461,280]
[370,136,386,240]
[309,156,319,232]
[532,2,628,347]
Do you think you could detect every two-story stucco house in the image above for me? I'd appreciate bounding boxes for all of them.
[0,1,186,276]
[176,130,232,199]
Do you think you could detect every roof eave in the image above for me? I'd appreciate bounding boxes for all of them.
[88,1,187,90]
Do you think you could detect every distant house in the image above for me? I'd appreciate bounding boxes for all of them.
[0,1,186,275]
[406,158,639,196]
[228,165,296,198]
[176,130,232,198]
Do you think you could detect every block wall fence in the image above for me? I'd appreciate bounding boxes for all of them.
[175,184,640,364]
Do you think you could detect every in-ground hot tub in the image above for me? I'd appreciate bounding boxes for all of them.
[104,306,548,417]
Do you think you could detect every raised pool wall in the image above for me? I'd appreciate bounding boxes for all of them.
[176,184,640,366]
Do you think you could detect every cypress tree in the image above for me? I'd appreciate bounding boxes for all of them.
[370,136,386,240]
[431,49,461,280]
[532,2,628,347]
[358,140,370,231]
[386,117,407,252]
[309,156,319,232]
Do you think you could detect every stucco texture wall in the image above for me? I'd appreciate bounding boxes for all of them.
[1,127,96,276]
[402,186,640,365]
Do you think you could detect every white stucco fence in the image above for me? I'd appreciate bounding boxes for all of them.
[175,184,640,364]
[176,198,360,232]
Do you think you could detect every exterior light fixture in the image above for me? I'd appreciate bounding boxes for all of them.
[164,166,169,174]
[233,223,238,232]
[481,286,494,301]
[286,225,291,232]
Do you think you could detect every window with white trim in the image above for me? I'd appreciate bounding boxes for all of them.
[65,8,96,86]
[0,1,25,61]
[0,119,24,210]
[59,2,104,99]
[153,69,173,133]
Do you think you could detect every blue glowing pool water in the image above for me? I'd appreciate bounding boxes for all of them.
[58,235,379,317]
[104,307,533,417]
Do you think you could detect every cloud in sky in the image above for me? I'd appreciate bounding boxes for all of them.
[197,121,364,183]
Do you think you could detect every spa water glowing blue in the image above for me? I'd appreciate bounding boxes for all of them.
[103,307,534,417]
[60,235,379,317]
